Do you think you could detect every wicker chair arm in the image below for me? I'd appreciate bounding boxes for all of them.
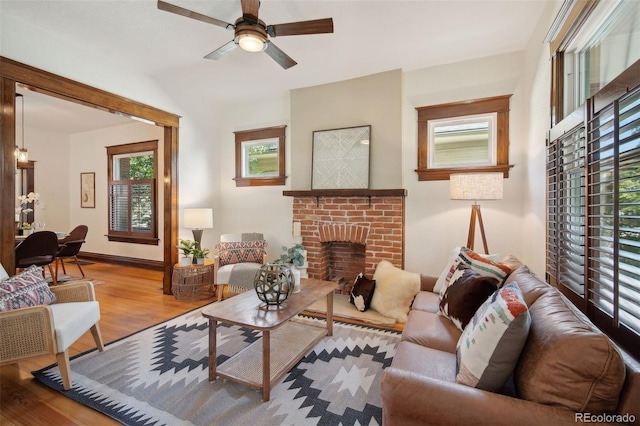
[50,280,96,303]
[0,305,55,364]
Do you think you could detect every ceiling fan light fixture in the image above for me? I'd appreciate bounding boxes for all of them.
[237,33,265,52]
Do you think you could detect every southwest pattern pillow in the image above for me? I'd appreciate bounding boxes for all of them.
[438,247,511,295]
[458,248,512,282]
[216,240,266,266]
[439,264,500,331]
[349,273,376,312]
[0,265,56,312]
[456,282,531,391]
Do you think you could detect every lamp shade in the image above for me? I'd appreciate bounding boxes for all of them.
[183,208,213,229]
[450,173,503,200]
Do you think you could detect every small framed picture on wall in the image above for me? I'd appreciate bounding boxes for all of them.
[80,172,95,208]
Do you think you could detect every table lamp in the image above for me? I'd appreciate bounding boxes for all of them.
[183,208,213,251]
[450,173,503,254]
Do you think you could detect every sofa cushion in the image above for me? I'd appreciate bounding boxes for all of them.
[370,260,420,323]
[349,273,376,312]
[438,264,499,331]
[216,240,266,266]
[402,309,462,353]
[393,341,457,383]
[0,266,56,312]
[515,290,626,413]
[411,291,440,313]
[456,282,531,391]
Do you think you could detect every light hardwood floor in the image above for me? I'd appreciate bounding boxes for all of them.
[0,262,210,426]
[0,261,403,425]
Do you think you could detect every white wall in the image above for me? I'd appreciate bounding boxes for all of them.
[22,127,71,233]
[212,94,293,263]
[517,1,561,275]
[402,51,527,275]
[69,122,164,260]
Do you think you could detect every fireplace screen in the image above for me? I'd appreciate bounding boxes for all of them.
[311,125,371,189]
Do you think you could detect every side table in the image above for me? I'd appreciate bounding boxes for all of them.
[172,260,217,302]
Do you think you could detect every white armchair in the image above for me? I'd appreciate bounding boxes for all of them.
[0,269,104,390]
[214,233,268,301]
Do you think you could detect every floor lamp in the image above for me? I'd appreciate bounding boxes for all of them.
[183,208,214,256]
[450,173,503,254]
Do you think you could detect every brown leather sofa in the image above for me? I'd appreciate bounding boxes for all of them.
[381,258,640,425]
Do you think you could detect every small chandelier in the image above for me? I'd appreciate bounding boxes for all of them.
[16,93,28,163]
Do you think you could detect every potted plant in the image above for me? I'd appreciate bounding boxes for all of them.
[177,239,196,266]
[20,222,33,236]
[275,244,305,293]
[192,247,210,265]
[277,244,305,267]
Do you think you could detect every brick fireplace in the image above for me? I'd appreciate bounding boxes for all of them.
[283,189,407,283]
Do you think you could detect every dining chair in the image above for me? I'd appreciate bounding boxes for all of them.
[15,231,59,285]
[55,225,88,279]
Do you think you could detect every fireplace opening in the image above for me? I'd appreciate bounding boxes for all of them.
[328,242,366,294]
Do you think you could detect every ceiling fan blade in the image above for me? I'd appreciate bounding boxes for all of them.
[240,0,260,23]
[267,18,333,37]
[204,40,238,60]
[158,0,234,29]
[264,41,297,69]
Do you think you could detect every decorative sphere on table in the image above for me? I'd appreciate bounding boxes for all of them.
[254,263,294,306]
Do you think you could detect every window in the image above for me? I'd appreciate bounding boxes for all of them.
[546,0,640,359]
[107,140,158,244]
[429,113,496,168]
[416,95,513,180]
[234,125,286,187]
[548,0,640,124]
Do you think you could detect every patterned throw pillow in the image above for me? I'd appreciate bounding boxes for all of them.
[456,282,531,391]
[439,264,500,331]
[0,265,56,312]
[216,240,266,266]
[349,273,376,312]
[438,247,511,297]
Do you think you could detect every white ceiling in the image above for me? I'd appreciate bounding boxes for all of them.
[2,0,555,133]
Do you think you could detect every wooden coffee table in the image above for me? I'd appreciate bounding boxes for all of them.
[201,278,336,401]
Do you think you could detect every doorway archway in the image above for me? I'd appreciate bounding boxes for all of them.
[1,57,179,294]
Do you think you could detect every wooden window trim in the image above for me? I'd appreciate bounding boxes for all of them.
[415,95,513,181]
[233,125,287,187]
[107,140,158,244]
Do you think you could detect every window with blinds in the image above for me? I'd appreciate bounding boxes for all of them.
[107,141,158,245]
[588,87,640,342]
[547,81,640,358]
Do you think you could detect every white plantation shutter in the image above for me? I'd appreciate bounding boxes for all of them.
[587,86,640,338]
[547,79,640,358]
[106,141,158,244]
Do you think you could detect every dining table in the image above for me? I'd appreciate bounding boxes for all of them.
[14,231,69,246]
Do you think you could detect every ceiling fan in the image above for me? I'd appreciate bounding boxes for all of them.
[158,0,334,69]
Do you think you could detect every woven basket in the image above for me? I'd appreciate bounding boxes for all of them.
[172,263,215,302]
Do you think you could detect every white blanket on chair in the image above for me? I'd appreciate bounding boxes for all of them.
[227,263,261,293]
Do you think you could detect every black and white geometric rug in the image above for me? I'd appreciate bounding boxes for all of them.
[33,305,401,425]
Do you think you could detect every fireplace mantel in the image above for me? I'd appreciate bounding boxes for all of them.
[283,189,407,197]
